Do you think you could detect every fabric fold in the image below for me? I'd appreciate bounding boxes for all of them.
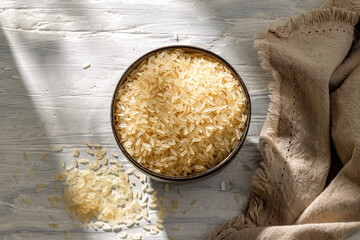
[209,1,360,239]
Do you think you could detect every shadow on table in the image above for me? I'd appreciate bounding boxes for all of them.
[148,138,263,240]
[0,27,88,240]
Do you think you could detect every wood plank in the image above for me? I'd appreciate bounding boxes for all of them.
[2,0,349,240]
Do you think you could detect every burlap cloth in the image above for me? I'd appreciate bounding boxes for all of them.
[209,0,360,239]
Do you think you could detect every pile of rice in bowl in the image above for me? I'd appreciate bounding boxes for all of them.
[114,49,248,176]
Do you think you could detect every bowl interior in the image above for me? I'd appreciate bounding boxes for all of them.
[111,45,251,183]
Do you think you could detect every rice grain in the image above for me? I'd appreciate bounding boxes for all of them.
[24,152,29,160]
[114,49,247,176]
[41,153,48,161]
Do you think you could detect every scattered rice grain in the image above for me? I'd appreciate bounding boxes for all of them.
[133,233,142,240]
[49,223,58,228]
[191,199,198,206]
[109,159,117,164]
[53,147,63,152]
[41,153,49,161]
[234,194,240,203]
[83,63,91,69]
[79,159,89,165]
[61,160,66,169]
[119,232,127,239]
[95,221,104,228]
[72,148,80,157]
[221,180,230,191]
[145,187,155,194]
[85,140,92,148]
[74,223,83,228]
[155,222,164,230]
[142,224,151,231]
[178,189,184,198]
[183,208,191,215]
[13,169,18,178]
[111,152,118,158]
[172,200,180,209]
[102,225,112,232]
[93,143,101,148]
[74,158,78,168]
[87,149,94,156]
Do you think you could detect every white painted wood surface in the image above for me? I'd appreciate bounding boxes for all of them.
[3,1,357,240]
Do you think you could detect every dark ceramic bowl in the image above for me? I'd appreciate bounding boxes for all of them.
[111,45,251,183]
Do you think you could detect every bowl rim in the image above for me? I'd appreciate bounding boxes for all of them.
[110,45,251,183]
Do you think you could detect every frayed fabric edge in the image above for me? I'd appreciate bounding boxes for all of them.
[208,6,359,240]
[268,7,358,38]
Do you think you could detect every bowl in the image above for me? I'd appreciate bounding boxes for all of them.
[111,45,251,183]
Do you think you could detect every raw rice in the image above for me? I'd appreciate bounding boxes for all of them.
[41,153,48,161]
[234,194,241,203]
[119,232,127,239]
[102,225,112,232]
[172,200,180,209]
[90,221,98,231]
[178,188,184,198]
[79,159,89,165]
[156,218,164,223]
[13,169,18,178]
[142,224,151,231]
[93,143,101,148]
[85,140,92,148]
[51,202,59,208]
[151,225,159,234]
[53,147,63,152]
[155,222,164,230]
[133,233,142,240]
[114,49,247,176]
[95,221,104,228]
[191,199,198,206]
[87,149,94,156]
[72,148,80,157]
[83,63,91,70]
[59,156,150,229]
[183,208,191,215]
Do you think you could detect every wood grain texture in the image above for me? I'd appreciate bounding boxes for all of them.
[3,0,358,240]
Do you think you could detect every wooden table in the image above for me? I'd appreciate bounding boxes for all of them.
[2,1,346,240]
